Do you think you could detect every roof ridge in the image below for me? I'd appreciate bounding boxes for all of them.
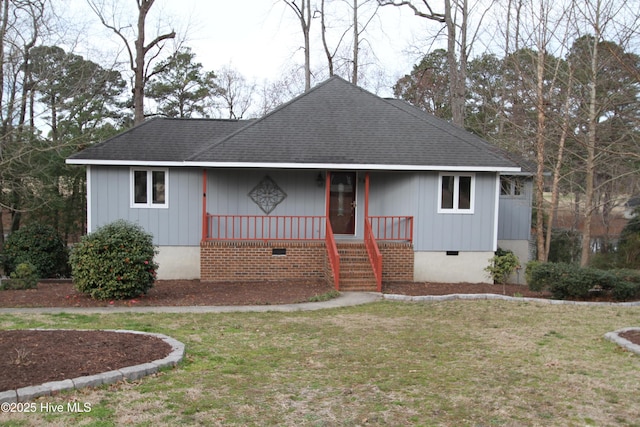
[187,76,349,161]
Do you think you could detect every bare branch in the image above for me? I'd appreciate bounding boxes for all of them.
[377,0,445,22]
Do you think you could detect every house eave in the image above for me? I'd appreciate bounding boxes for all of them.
[185,162,521,173]
[65,159,188,167]
[67,158,521,173]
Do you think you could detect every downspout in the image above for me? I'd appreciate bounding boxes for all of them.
[86,166,92,234]
[492,173,500,252]
[202,169,207,241]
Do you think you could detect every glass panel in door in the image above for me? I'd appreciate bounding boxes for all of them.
[329,172,356,235]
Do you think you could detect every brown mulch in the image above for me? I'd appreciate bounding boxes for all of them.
[0,280,638,394]
[0,280,552,308]
[0,279,335,308]
[0,330,172,391]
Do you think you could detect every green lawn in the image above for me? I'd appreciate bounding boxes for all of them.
[1,300,639,426]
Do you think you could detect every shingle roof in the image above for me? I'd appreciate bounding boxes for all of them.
[67,117,247,162]
[67,76,520,171]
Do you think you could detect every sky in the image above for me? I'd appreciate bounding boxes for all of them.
[65,0,431,96]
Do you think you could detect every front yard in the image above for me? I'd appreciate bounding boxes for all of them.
[1,300,639,426]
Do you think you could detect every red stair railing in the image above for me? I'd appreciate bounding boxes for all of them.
[364,218,383,292]
[325,219,340,291]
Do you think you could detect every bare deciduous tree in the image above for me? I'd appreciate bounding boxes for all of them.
[87,0,176,124]
[378,0,487,127]
[284,0,313,91]
[214,67,255,120]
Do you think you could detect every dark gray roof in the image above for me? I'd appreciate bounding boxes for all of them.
[383,98,535,174]
[68,77,520,171]
[189,77,517,169]
[68,118,247,162]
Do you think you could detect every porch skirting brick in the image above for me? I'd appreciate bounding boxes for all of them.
[378,242,414,282]
[200,240,414,286]
[200,241,328,282]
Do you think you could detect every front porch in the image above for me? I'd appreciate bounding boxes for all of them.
[200,171,414,291]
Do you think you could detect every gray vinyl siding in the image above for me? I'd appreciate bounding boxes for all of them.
[498,178,533,240]
[90,166,202,246]
[368,171,497,252]
[206,169,326,216]
[89,166,501,250]
[414,172,497,251]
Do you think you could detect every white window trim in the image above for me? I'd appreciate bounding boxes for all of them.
[130,167,169,209]
[500,176,526,198]
[437,172,475,214]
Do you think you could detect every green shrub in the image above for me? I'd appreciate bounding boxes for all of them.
[485,248,520,285]
[618,216,640,269]
[610,269,640,301]
[528,262,640,301]
[527,261,567,293]
[1,262,39,290]
[548,229,581,264]
[524,260,542,288]
[1,223,69,278]
[70,220,159,300]
[588,252,618,270]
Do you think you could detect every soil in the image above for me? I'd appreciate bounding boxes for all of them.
[0,279,638,394]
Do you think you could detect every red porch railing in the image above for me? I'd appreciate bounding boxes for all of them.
[364,219,383,292]
[368,216,413,242]
[205,215,325,240]
[325,219,340,291]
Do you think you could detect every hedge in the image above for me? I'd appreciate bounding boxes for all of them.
[527,262,640,301]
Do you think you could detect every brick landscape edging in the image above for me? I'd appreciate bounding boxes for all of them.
[0,329,185,404]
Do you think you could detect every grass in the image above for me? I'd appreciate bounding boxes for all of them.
[1,300,640,426]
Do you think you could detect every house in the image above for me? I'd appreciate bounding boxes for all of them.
[66,76,532,290]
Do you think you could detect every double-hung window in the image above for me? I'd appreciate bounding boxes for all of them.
[438,173,475,213]
[131,168,168,208]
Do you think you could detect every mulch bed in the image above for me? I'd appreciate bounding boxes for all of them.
[0,279,335,308]
[0,279,637,394]
[0,330,171,391]
[0,279,551,308]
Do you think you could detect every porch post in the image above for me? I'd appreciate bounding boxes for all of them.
[202,169,207,241]
[365,172,370,219]
[325,171,331,218]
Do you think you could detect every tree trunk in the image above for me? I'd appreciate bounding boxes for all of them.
[321,0,334,77]
[544,65,572,261]
[133,0,151,124]
[444,0,465,127]
[535,46,546,261]
[303,0,311,91]
[581,34,599,267]
[352,0,358,84]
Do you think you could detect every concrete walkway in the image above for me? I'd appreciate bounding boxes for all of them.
[2,291,640,315]
[0,291,383,315]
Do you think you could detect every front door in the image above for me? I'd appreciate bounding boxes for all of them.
[329,172,356,235]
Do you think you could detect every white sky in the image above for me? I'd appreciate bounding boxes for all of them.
[64,0,432,96]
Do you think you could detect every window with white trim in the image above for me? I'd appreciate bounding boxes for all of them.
[438,173,475,213]
[131,168,168,208]
[500,176,525,198]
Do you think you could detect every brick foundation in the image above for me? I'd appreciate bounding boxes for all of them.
[379,242,414,282]
[200,240,414,286]
[201,241,327,282]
